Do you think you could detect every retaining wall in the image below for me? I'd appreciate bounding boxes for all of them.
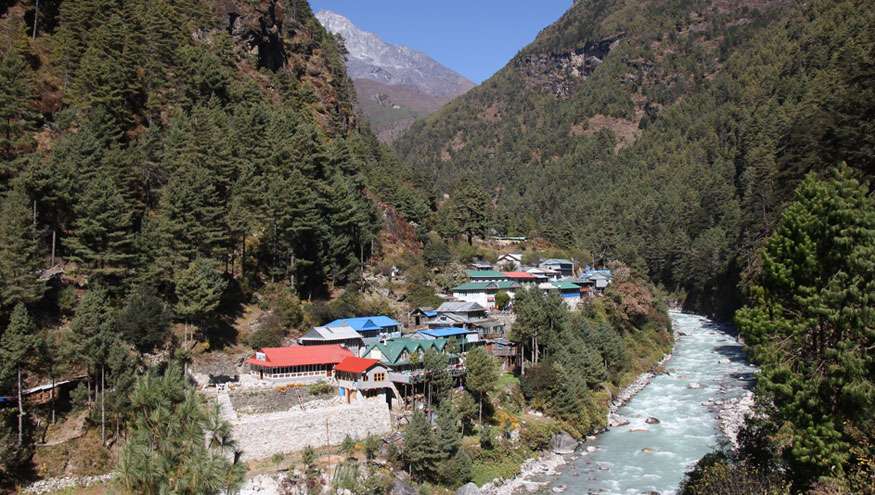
[232,398,392,460]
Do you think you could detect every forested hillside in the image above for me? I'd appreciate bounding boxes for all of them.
[0,0,407,487]
[396,0,875,313]
[0,0,400,303]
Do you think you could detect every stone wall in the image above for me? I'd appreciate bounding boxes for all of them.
[232,398,393,460]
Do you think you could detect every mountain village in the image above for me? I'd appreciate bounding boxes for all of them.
[195,254,614,462]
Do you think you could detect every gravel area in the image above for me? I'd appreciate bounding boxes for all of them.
[24,474,114,494]
[230,386,336,415]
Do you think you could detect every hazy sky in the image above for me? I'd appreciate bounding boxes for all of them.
[309,1,573,83]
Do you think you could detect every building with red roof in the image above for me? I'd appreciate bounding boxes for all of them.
[334,356,392,403]
[247,345,353,381]
[503,271,538,286]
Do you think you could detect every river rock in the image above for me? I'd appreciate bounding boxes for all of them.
[550,432,578,454]
[645,417,660,424]
[585,446,597,453]
[551,484,567,493]
[456,482,481,495]
[641,447,654,454]
[688,382,702,389]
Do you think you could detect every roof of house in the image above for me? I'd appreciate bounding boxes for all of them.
[497,253,523,260]
[300,325,363,342]
[437,301,487,313]
[541,258,574,266]
[335,356,382,374]
[452,281,521,292]
[325,316,400,331]
[247,345,353,368]
[465,270,507,279]
[468,261,493,269]
[410,307,439,317]
[365,338,447,365]
[418,327,477,338]
[553,281,582,290]
[504,271,537,280]
[582,269,612,280]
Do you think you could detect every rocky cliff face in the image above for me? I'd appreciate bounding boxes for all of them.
[315,10,474,141]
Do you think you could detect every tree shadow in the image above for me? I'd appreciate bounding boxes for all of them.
[205,277,246,350]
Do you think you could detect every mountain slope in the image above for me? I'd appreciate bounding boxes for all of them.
[0,0,394,300]
[396,0,875,312]
[316,10,474,141]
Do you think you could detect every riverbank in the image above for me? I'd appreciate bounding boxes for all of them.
[541,312,757,494]
[477,338,676,494]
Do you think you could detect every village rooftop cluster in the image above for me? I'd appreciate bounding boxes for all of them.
[246,255,612,407]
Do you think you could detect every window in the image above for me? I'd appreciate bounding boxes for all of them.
[362,374,368,382]
[374,373,385,382]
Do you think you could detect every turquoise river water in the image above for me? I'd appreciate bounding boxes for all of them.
[545,311,756,494]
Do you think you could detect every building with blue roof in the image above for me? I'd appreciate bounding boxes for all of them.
[416,327,480,350]
[326,316,401,338]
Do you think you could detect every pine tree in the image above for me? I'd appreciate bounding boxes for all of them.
[434,401,462,458]
[736,166,875,486]
[465,347,499,426]
[0,41,38,181]
[265,170,326,294]
[401,411,441,482]
[0,186,45,309]
[452,183,492,245]
[68,14,136,130]
[117,366,244,494]
[175,259,227,341]
[153,165,230,279]
[0,304,41,447]
[66,174,136,284]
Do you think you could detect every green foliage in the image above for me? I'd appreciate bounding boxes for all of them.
[307,381,335,396]
[340,434,356,459]
[735,167,875,489]
[174,259,227,327]
[66,287,116,374]
[0,408,33,487]
[400,411,442,482]
[0,186,45,309]
[396,0,875,316]
[494,291,510,311]
[423,236,452,268]
[363,435,381,461]
[1,304,40,382]
[679,453,790,495]
[117,366,244,495]
[0,40,38,174]
[245,325,286,350]
[465,347,500,424]
[117,285,173,352]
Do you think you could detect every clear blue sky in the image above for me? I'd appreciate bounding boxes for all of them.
[309,1,573,83]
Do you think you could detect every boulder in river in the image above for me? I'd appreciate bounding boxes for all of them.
[641,447,654,454]
[552,484,567,493]
[550,432,578,454]
[645,417,660,424]
[456,482,480,495]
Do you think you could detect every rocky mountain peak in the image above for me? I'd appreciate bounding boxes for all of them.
[315,10,474,99]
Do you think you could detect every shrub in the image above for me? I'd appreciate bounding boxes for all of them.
[245,323,285,349]
[307,381,335,396]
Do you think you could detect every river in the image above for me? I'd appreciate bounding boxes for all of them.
[544,311,756,494]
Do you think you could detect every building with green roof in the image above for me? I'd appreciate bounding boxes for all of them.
[450,280,521,309]
[362,338,448,367]
[465,269,508,281]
